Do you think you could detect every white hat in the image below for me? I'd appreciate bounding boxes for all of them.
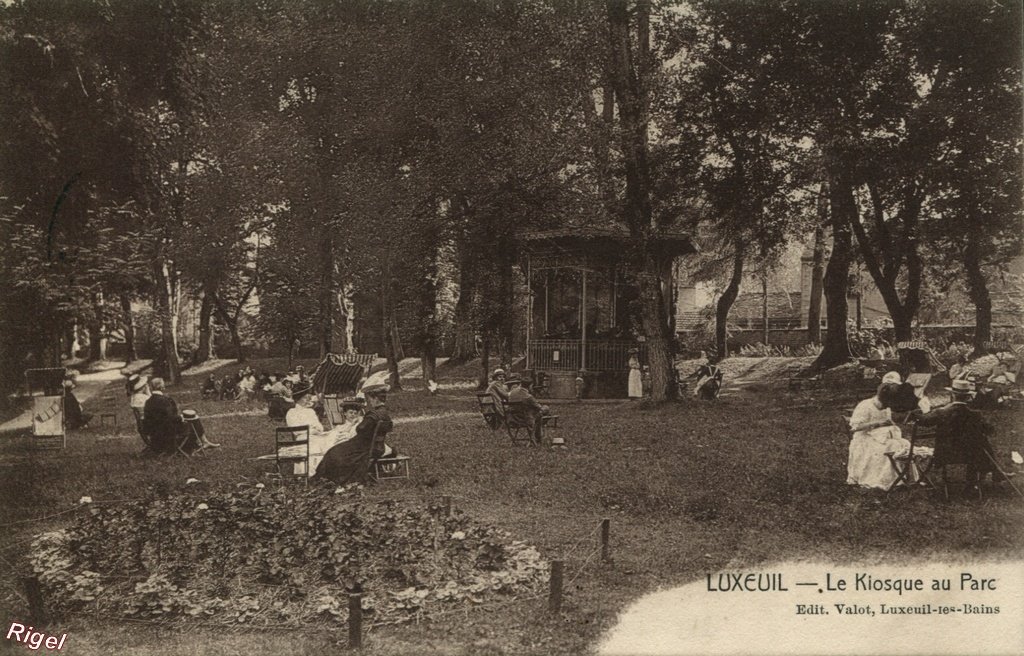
[133,376,149,392]
[881,371,902,385]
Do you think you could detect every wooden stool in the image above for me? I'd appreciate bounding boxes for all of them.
[373,456,411,481]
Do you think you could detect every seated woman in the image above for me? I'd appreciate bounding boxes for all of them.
[316,383,393,485]
[847,382,922,490]
[277,385,356,476]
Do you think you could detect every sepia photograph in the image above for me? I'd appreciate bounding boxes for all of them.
[0,0,1022,654]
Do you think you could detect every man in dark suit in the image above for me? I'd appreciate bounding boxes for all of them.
[912,379,1011,492]
[506,375,548,444]
[142,377,184,455]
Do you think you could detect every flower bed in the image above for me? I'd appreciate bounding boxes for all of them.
[29,485,547,627]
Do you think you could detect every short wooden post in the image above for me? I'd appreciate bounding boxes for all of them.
[548,560,563,613]
[600,518,611,562]
[21,577,47,625]
[348,593,362,649]
[442,495,452,518]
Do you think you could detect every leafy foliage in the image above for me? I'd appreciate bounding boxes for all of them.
[30,485,547,627]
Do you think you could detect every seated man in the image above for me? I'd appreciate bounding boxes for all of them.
[63,376,93,430]
[687,360,723,400]
[200,374,219,399]
[143,378,218,455]
[506,375,547,444]
[316,383,393,485]
[487,368,510,418]
[911,379,1011,491]
[219,375,236,400]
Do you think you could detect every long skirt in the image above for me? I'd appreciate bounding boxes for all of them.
[316,436,373,485]
[628,369,643,398]
[847,426,912,490]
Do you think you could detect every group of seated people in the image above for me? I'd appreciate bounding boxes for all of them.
[126,372,219,455]
[485,368,551,443]
[200,366,310,402]
[264,379,398,485]
[846,370,1012,494]
[948,351,1019,408]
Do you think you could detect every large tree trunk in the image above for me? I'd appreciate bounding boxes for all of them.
[383,319,403,391]
[848,185,923,342]
[761,273,769,345]
[154,258,181,383]
[380,265,403,390]
[963,238,992,356]
[807,222,826,344]
[120,292,136,364]
[88,292,107,361]
[605,0,675,401]
[716,242,744,358]
[195,285,215,364]
[318,229,334,358]
[211,295,245,363]
[638,256,677,399]
[449,249,477,363]
[812,174,855,370]
[478,334,491,391]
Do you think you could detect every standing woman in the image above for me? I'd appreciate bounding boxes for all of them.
[627,348,643,399]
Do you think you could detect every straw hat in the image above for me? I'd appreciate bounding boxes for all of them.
[182,409,199,420]
[946,379,975,396]
[132,376,149,392]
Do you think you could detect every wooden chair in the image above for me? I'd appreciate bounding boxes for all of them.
[274,425,310,482]
[322,395,345,428]
[503,401,559,446]
[886,421,936,493]
[475,393,503,431]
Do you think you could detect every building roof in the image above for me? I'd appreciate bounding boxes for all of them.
[518,227,697,257]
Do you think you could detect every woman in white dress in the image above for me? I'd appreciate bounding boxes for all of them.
[283,387,359,476]
[627,348,643,399]
[846,381,912,490]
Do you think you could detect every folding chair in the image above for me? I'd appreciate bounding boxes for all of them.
[373,455,411,480]
[274,425,311,482]
[886,421,936,493]
[322,395,345,428]
[503,401,559,446]
[175,416,210,458]
[475,393,504,431]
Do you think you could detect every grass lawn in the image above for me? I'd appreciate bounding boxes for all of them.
[1,357,1022,655]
